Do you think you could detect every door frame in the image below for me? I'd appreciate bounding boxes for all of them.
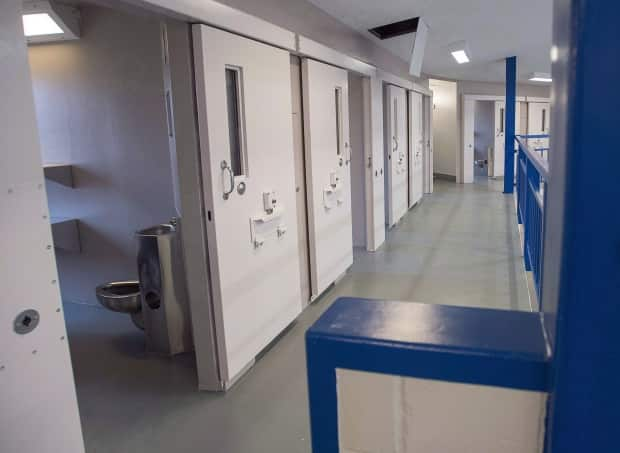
[461,94,526,183]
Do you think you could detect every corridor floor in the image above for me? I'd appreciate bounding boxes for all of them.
[65,178,530,453]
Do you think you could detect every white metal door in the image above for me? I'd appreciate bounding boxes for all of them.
[384,84,408,226]
[493,101,506,177]
[528,102,550,160]
[193,25,302,384]
[463,98,476,183]
[408,91,424,206]
[423,94,434,194]
[302,59,353,298]
[1,1,84,451]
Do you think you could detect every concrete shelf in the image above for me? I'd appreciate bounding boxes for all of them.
[50,217,81,252]
[43,163,74,187]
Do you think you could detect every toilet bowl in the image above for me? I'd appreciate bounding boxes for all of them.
[95,281,144,330]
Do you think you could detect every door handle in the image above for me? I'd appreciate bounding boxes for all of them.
[392,136,398,152]
[367,156,372,168]
[221,160,234,200]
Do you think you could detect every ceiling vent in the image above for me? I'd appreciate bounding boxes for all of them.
[369,17,428,78]
[368,17,420,40]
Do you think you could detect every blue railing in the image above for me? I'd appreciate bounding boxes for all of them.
[515,135,549,302]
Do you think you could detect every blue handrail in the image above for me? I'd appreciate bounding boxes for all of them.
[515,135,548,304]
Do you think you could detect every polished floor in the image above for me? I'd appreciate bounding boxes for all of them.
[64,178,530,453]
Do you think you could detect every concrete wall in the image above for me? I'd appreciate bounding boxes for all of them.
[338,369,547,453]
[429,79,458,178]
[215,0,415,81]
[28,4,176,306]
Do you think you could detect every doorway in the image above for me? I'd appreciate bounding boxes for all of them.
[474,101,495,178]
[24,0,202,447]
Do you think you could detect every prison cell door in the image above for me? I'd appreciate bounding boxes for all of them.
[528,102,550,160]
[493,100,506,177]
[385,84,408,226]
[192,25,302,386]
[301,59,353,299]
[409,91,424,206]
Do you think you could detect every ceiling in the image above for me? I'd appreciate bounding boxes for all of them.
[306,0,553,83]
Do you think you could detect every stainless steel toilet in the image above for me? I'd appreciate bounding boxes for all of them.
[95,219,192,356]
[95,280,144,329]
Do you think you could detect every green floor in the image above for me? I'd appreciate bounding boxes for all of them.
[64,178,530,453]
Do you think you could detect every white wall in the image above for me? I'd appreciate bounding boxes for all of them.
[349,73,366,248]
[28,4,176,306]
[214,0,416,81]
[456,81,551,182]
[429,79,458,178]
[338,369,547,453]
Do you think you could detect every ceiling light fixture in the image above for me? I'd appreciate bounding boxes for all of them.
[448,41,470,64]
[529,72,552,83]
[23,13,63,36]
[22,1,80,44]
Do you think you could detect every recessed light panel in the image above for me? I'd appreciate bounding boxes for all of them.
[448,41,470,64]
[23,13,63,36]
[529,72,552,83]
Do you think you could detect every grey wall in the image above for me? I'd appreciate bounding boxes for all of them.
[474,101,494,177]
[215,0,416,81]
[348,72,366,247]
[28,4,176,305]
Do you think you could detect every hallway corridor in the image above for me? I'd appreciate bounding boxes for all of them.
[66,178,531,453]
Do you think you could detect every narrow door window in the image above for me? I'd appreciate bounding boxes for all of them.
[335,87,343,155]
[500,107,505,133]
[225,66,247,176]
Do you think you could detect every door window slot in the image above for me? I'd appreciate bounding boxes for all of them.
[335,87,343,156]
[500,107,505,133]
[225,66,248,177]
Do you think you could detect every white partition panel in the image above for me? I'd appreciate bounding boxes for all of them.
[338,369,547,453]
[367,75,387,250]
[0,1,84,451]
[302,59,353,298]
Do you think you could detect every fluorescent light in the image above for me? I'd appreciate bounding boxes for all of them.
[23,13,63,37]
[448,41,470,64]
[22,1,80,44]
[529,72,552,83]
[451,50,469,64]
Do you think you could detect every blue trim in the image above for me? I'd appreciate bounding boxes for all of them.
[543,1,620,451]
[306,298,549,452]
[516,134,550,139]
[504,56,516,193]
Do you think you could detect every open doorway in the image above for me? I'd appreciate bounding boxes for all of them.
[25,0,201,442]
[473,101,495,179]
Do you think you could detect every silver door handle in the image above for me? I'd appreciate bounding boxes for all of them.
[392,136,398,151]
[221,160,234,200]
